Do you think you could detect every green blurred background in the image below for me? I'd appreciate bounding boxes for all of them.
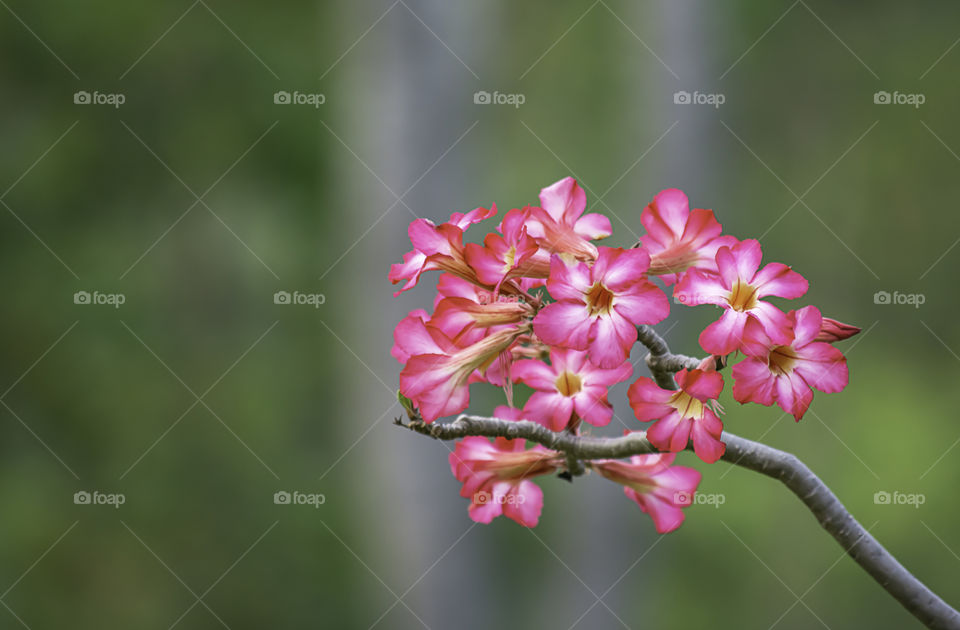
[1,1,958,628]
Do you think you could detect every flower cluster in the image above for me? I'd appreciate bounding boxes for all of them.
[391,178,857,531]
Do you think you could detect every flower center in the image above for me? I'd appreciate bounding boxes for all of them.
[668,390,704,420]
[503,246,517,270]
[554,371,583,397]
[728,280,759,312]
[585,282,615,316]
[768,346,798,375]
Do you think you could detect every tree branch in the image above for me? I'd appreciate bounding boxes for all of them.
[398,416,960,630]
[396,326,960,629]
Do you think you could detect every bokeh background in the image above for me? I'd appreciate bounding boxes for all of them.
[1,1,958,628]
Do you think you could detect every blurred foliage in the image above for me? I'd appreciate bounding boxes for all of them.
[1,1,959,628]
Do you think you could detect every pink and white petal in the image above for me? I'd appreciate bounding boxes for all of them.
[635,493,686,534]
[574,213,613,240]
[775,372,814,421]
[731,357,776,406]
[647,413,691,452]
[539,177,585,223]
[533,301,591,349]
[587,314,636,368]
[791,305,823,348]
[690,416,725,464]
[614,281,670,325]
[679,207,724,248]
[681,369,724,401]
[524,392,575,431]
[545,255,592,300]
[753,262,808,300]
[731,239,763,281]
[794,343,849,393]
[594,247,651,289]
[503,481,544,527]
[674,269,728,306]
[641,189,690,246]
[468,482,507,523]
[573,390,613,427]
[699,309,749,355]
[627,377,673,420]
[751,302,793,346]
[511,359,558,391]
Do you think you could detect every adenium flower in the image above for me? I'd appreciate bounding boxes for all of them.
[400,325,527,423]
[592,453,702,533]
[464,208,548,292]
[523,177,612,261]
[628,368,726,463]
[732,305,849,421]
[449,435,563,527]
[674,239,808,355]
[533,247,670,368]
[389,206,497,296]
[640,188,738,284]
[512,348,633,431]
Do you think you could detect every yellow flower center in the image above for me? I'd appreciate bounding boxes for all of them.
[768,345,798,375]
[554,371,583,397]
[585,282,615,316]
[728,280,759,312]
[668,390,704,420]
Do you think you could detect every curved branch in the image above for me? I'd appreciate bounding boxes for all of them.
[398,327,960,628]
[399,416,960,630]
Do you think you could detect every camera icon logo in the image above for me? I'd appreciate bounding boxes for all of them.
[873,290,891,305]
[74,91,91,105]
[74,490,91,504]
[473,90,491,105]
[274,491,291,505]
[874,91,891,105]
[74,290,91,305]
[874,490,891,505]
[274,91,291,105]
[673,90,691,105]
[273,291,291,305]
[474,491,491,504]
[673,491,693,505]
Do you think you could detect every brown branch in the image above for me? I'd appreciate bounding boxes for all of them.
[398,416,960,630]
[396,326,960,629]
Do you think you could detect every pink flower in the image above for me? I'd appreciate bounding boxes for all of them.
[674,239,808,355]
[641,189,738,285]
[628,369,726,463]
[512,348,633,431]
[533,247,670,368]
[400,326,526,423]
[523,177,612,261]
[732,306,849,421]
[389,206,497,296]
[593,453,701,533]
[449,436,562,527]
[464,208,548,292]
